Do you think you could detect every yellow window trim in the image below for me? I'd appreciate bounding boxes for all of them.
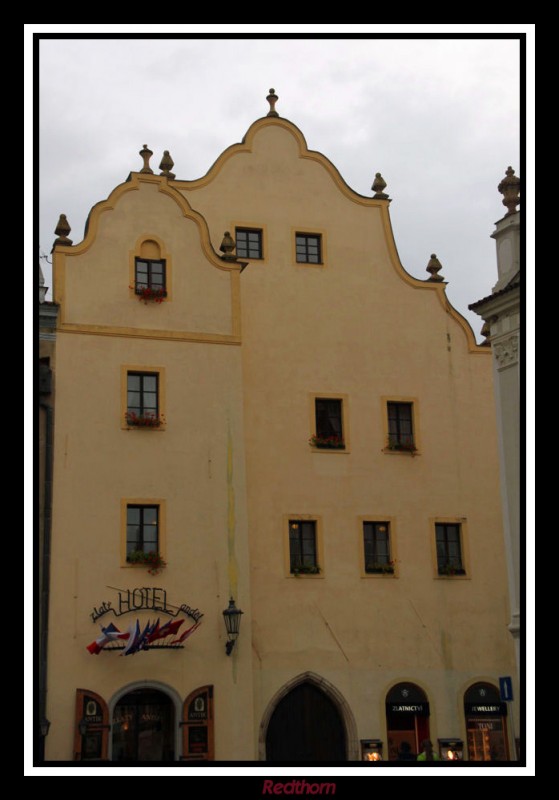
[283,514,324,578]
[120,498,167,568]
[357,516,399,578]
[121,364,166,431]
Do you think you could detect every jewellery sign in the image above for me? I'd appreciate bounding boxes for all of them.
[86,586,203,656]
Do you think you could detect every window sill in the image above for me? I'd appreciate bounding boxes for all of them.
[122,424,166,432]
[435,572,469,580]
[310,447,350,454]
[361,572,398,579]
[287,572,324,579]
[382,448,420,456]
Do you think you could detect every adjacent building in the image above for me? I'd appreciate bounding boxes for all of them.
[43,91,518,762]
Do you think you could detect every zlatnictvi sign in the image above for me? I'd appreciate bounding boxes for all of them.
[86,586,203,656]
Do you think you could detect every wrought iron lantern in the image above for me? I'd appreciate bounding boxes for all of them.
[222,597,243,655]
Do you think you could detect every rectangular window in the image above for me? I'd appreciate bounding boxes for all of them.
[296,233,322,264]
[126,505,159,559]
[134,258,167,294]
[387,402,415,450]
[435,523,465,575]
[289,520,320,574]
[313,398,344,449]
[235,228,263,259]
[363,522,393,573]
[126,372,161,426]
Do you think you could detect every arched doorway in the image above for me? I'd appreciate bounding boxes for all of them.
[385,682,430,760]
[464,682,510,760]
[266,681,346,761]
[112,687,175,761]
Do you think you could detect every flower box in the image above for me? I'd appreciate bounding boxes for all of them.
[130,285,167,304]
[365,563,395,574]
[126,550,167,576]
[387,441,417,453]
[125,411,165,428]
[309,435,345,449]
[291,564,321,576]
[438,565,465,576]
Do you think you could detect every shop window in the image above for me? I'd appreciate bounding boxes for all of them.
[464,683,510,761]
[385,683,430,761]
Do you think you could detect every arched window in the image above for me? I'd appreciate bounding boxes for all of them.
[464,683,510,761]
[385,682,430,760]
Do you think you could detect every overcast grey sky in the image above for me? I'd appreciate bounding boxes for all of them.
[37,34,523,340]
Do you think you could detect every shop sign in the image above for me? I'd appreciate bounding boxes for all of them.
[86,586,204,656]
[386,703,430,716]
[464,703,507,716]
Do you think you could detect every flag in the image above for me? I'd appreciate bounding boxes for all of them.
[86,622,129,655]
[122,619,141,656]
[171,621,201,644]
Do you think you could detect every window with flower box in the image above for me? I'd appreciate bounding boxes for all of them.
[435,522,466,575]
[363,522,394,574]
[310,397,346,450]
[126,372,163,427]
[134,257,167,301]
[289,520,320,575]
[121,498,166,571]
[387,401,415,451]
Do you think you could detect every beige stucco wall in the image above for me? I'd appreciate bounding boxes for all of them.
[180,118,516,753]
[47,182,253,760]
[46,115,516,761]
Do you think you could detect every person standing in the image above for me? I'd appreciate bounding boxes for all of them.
[417,739,440,761]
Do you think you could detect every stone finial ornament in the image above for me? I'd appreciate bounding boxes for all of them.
[139,144,154,174]
[266,88,279,117]
[220,231,237,262]
[498,166,520,216]
[159,150,176,179]
[53,214,73,248]
[372,173,389,199]
[426,254,445,282]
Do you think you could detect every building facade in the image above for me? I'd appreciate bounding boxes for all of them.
[44,92,518,763]
[470,170,521,676]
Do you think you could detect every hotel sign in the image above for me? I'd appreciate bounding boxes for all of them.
[90,586,203,623]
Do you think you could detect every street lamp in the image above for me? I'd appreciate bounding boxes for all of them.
[222,598,243,655]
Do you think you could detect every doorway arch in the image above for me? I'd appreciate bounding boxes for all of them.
[260,672,358,761]
[109,681,182,761]
[385,682,431,760]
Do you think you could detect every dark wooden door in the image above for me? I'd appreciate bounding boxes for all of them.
[266,682,346,761]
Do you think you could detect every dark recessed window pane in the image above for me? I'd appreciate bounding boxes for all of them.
[296,233,322,264]
[235,228,263,259]
[127,373,159,420]
[134,258,166,292]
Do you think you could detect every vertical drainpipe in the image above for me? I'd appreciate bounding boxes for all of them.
[39,400,53,760]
